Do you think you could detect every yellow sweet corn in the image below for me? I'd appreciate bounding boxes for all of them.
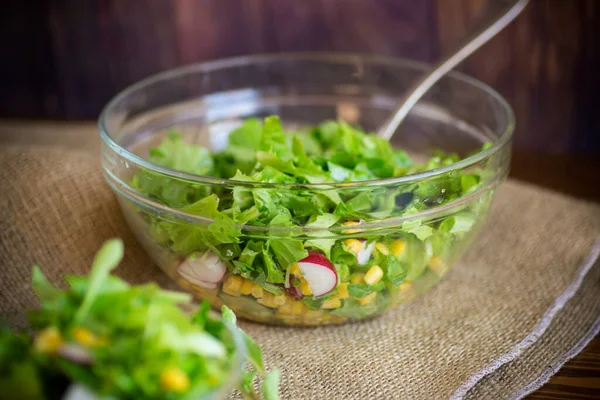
[240,279,254,296]
[34,326,63,355]
[273,294,288,307]
[321,314,333,323]
[303,310,325,324]
[160,367,190,393]
[290,263,301,276]
[321,298,342,309]
[72,327,104,347]
[391,240,406,256]
[399,281,413,293]
[428,256,448,275]
[278,302,293,315]
[364,265,384,285]
[251,285,264,299]
[398,281,415,301]
[344,239,364,254]
[291,301,305,315]
[342,221,362,234]
[357,291,377,305]
[258,292,278,308]
[374,242,389,256]
[336,283,350,299]
[222,275,243,296]
[299,279,313,295]
[350,273,365,284]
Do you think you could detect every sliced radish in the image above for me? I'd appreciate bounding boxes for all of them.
[297,252,338,297]
[356,241,375,265]
[177,252,226,288]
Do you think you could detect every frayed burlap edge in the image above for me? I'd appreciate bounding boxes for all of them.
[452,238,600,399]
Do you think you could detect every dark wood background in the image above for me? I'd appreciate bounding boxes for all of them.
[2,0,599,155]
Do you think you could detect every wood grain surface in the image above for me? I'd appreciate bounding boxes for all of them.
[1,0,599,156]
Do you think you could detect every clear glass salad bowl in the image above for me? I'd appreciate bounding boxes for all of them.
[99,53,513,326]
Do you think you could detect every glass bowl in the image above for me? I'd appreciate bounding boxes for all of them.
[99,53,513,326]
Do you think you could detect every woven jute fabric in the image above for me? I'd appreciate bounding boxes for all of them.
[1,144,599,400]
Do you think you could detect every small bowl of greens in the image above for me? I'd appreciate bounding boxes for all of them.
[0,240,279,400]
[99,53,513,326]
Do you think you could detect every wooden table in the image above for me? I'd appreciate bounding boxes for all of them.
[1,120,599,399]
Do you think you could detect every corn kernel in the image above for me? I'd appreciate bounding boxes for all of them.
[364,265,384,285]
[342,221,362,234]
[391,240,406,256]
[428,256,448,275]
[160,367,190,393]
[291,301,305,315]
[303,310,325,324]
[357,291,377,305]
[222,275,243,296]
[299,279,313,295]
[344,239,364,254]
[336,283,350,299]
[240,279,254,296]
[321,298,342,309]
[350,273,365,284]
[278,302,293,314]
[398,281,416,301]
[34,326,63,354]
[399,281,413,293]
[374,242,389,256]
[251,285,264,299]
[72,327,102,347]
[258,292,278,308]
[273,294,288,307]
[290,263,301,276]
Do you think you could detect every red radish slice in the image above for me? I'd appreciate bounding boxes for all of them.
[177,252,226,288]
[357,241,375,265]
[297,252,338,297]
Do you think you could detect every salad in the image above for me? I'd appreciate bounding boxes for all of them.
[0,239,279,400]
[128,116,493,325]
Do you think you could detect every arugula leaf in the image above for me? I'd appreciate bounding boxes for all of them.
[269,239,308,271]
[347,282,385,298]
[262,369,281,400]
[306,213,340,229]
[228,118,263,149]
[150,132,214,176]
[261,247,285,284]
[74,238,124,323]
[31,266,59,304]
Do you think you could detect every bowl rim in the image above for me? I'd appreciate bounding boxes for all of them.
[98,52,514,190]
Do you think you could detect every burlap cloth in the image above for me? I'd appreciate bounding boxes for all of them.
[1,143,599,400]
